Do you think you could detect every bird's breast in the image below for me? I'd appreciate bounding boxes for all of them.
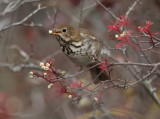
[56,35,97,65]
[67,42,97,65]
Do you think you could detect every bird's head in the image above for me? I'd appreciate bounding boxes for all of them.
[49,25,75,42]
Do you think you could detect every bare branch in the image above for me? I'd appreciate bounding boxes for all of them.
[79,0,85,26]
[22,22,43,27]
[125,0,140,18]
[143,80,160,106]
[0,4,46,31]
[83,2,97,11]
[0,0,41,16]
[0,63,41,72]
[113,42,160,107]
[7,45,30,61]
[129,67,160,106]
[112,62,160,67]
[95,0,118,20]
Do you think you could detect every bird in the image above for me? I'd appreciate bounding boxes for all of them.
[49,25,111,84]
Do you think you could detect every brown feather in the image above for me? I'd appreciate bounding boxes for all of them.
[50,25,110,84]
[88,64,110,84]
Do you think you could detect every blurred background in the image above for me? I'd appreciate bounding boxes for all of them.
[0,0,160,119]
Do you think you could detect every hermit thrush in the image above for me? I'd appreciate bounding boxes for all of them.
[49,25,111,84]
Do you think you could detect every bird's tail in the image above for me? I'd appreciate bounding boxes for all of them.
[88,64,110,84]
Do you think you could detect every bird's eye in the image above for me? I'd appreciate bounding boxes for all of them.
[62,28,67,32]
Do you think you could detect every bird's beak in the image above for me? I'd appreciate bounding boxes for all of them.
[48,30,60,35]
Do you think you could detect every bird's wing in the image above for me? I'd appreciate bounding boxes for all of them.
[79,29,96,40]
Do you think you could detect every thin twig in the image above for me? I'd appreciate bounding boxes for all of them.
[0,0,41,17]
[83,2,97,11]
[53,8,59,28]
[111,62,160,67]
[22,22,43,27]
[128,67,160,107]
[79,0,85,26]
[125,0,140,18]
[115,43,160,107]
[1,4,46,31]
[95,0,118,20]
[0,63,42,72]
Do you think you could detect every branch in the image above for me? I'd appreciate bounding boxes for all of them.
[111,62,160,67]
[128,66,158,87]
[46,7,59,28]
[129,67,160,107]
[143,80,160,106]
[115,45,160,107]
[22,22,43,27]
[0,0,41,16]
[1,4,46,31]
[125,0,140,18]
[7,45,30,61]
[79,0,85,26]
[132,37,160,77]
[83,2,97,11]
[95,0,118,20]
[0,63,42,72]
